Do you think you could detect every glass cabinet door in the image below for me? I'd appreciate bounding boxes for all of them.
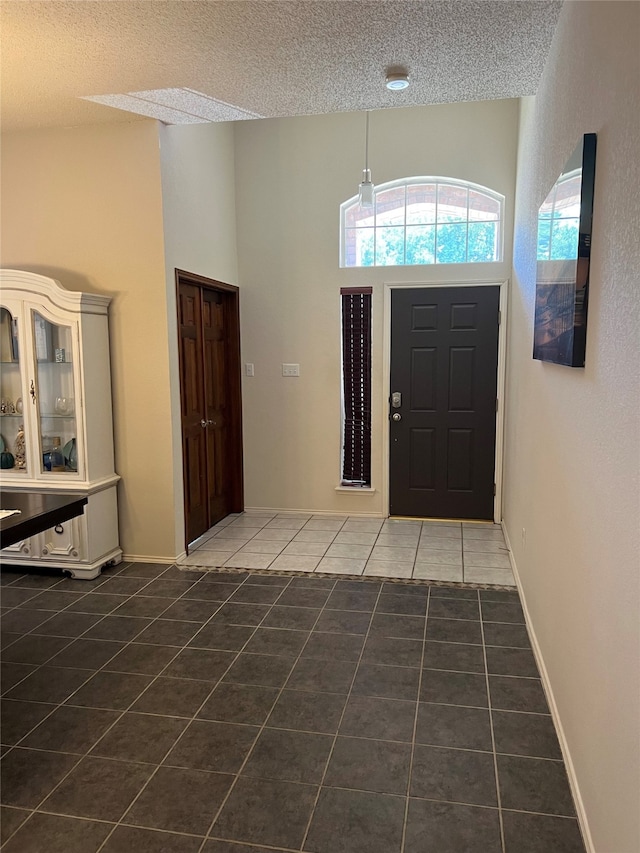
[32,311,79,476]
[0,306,27,475]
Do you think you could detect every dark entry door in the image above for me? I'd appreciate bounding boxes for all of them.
[389,286,500,520]
[177,272,243,546]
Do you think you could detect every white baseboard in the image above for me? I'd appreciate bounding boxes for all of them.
[243,506,385,518]
[121,553,183,564]
[501,522,595,853]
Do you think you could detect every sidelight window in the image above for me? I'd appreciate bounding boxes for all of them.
[341,287,372,487]
[340,177,504,267]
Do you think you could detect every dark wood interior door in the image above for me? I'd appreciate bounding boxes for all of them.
[177,272,243,547]
[389,286,500,520]
[202,289,230,525]
[177,282,208,543]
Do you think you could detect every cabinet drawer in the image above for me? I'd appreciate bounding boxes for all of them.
[40,516,84,562]
[1,538,33,557]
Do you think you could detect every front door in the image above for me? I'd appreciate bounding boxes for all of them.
[177,271,243,546]
[389,286,500,520]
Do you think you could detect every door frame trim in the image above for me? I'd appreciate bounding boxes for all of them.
[382,279,508,523]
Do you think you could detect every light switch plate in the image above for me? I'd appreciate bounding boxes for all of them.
[282,363,300,377]
[245,363,254,377]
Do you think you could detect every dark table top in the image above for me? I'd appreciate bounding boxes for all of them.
[0,491,88,549]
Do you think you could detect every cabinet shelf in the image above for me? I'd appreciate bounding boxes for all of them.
[40,414,76,420]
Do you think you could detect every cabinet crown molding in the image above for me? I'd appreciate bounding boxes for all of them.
[0,269,111,316]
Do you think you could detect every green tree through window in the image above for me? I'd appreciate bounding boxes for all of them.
[537,170,581,261]
[340,178,504,267]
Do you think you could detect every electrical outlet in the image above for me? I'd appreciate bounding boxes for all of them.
[245,363,254,377]
[282,363,300,377]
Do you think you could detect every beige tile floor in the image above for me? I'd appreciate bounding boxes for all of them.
[180,513,515,587]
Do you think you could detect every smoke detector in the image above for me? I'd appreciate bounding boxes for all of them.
[385,71,410,91]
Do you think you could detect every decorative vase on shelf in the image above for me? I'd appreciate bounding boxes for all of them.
[55,397,73,415]
[0,450,14,469]
[14,424,26,469]
[67,437,78,472]
[50,436,65,472]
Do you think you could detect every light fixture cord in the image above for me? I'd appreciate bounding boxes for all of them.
[364,110,370,172]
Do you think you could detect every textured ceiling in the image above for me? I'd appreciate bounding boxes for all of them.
[1,1,562,131]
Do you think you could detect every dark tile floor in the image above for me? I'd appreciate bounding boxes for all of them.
[0,561,587,853]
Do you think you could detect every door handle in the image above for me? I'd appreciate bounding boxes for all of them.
[392,412,402,422]
[200,419,207,428]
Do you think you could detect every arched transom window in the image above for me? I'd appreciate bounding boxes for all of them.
[340,177,504,267]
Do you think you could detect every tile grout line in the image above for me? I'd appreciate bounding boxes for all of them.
[0,566,177,845]
[298,581,386,852]
[91,571,301,853]
[413,520,460,583]
[479,593,507,853]
[2,565,253,847]
[3,735,570,764]
[3,676,553,718]
[6,573,234,803]
[195,575,343,852]
[186,514,269,567]
[1,568,168,741]
[189,514,455,578]
[2,561,575,851]
[312,515,361,576]
[199,513,342,572]
[1,564,200,705]
[24,784,586,825]
[399,582,431,853]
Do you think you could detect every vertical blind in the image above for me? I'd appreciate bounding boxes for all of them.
[341,287,372,486]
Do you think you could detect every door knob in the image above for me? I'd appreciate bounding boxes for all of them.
[200,419,207,428]
[392,412,402,422]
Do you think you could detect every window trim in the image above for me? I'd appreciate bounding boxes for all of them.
[340,176,505,268]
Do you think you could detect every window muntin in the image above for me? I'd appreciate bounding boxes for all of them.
[537,170,581,261]
[340,177,504,267]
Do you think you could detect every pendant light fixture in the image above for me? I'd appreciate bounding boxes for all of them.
[358,111,375,208]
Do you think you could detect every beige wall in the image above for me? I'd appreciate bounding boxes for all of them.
[158,121,239,554]
[504,3,640,851]
[0,103,518,553]
[0,120,175,559]
[234,100,519,514]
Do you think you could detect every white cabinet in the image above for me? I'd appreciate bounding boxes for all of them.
[0,269,121,578]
